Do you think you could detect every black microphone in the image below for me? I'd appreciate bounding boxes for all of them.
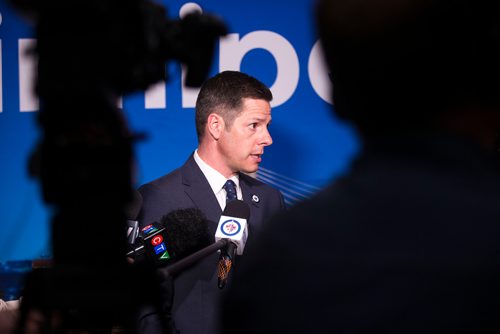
[215,200,251,289]
[126,208,211,267]
[159,239,229,278]
[160,208,212,260]
[155,202,251,280]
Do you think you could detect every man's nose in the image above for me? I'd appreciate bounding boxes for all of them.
[260,127,273,146]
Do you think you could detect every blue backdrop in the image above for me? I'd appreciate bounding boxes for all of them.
[0,0,359,261]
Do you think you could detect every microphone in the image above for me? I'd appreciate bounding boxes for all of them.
[214,200,250,289]
[159,238,229,278]
[156,201,251,282]
[126,208,211,267]
[126,190,143,245]
[160,208,212,260]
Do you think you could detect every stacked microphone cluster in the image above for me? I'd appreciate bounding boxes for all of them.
[126,191,250,286]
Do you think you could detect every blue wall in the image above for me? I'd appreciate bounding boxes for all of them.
[0,0,359,261]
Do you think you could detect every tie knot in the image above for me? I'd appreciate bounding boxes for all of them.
[223,180,237,202]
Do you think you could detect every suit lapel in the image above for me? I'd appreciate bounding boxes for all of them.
[239,174,261,229]
[181,155,222,227]
[179,157,268,235]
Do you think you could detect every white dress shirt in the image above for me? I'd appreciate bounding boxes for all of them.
[193,149,243,210]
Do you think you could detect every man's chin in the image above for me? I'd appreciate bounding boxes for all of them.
[241,166,259,177]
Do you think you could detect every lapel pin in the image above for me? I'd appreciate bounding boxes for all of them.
[252,194,260,203]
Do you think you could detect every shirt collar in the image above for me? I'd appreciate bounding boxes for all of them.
[194,149,240,195]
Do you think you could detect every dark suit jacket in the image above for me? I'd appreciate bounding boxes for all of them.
[222,135,500,333]
[138,154,285,334]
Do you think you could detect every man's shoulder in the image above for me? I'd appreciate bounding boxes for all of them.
[138,167,183,196]
[138,155,198,195]
[136,162,194,225]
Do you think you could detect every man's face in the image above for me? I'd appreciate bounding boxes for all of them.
[218,98,273,176]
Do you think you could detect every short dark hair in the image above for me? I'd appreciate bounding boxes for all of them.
[195,71,272,141]
[317,0,500,137]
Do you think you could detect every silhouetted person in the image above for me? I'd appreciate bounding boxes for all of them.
[222,0,500,332]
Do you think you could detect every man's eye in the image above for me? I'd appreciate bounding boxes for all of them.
[249,123,257,129]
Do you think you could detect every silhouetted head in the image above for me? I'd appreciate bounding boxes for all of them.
[317,0,500,142]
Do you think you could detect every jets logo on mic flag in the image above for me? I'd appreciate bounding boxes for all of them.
[215,215,247,255]
[215,200,250,288]
[220,220,241,236]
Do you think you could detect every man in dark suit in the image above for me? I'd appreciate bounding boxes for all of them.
[222,0,500,333]
[138,70,285,334]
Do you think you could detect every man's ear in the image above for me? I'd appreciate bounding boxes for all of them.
[206,113,225,140]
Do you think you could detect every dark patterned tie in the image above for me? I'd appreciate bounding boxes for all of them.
[220,179,238,289]
[223,179,237,202]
